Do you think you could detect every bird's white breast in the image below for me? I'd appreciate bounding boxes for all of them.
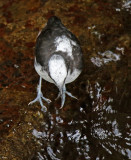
[34,57,81,85]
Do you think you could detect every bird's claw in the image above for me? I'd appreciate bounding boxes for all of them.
[56,91,77,101]
[28,93,51,112]
[55,92,61,100]
[41,95,52,104]
[56,88,77,109]
[66,91,77,100]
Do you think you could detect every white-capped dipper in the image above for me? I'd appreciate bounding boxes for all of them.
[29,16,83,111]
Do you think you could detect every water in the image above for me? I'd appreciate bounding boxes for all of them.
[31,79,130,160]
[0,0,130,159]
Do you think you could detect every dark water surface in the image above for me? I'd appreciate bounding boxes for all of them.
[0,0,131,159]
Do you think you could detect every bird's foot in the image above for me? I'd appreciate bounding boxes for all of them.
[55,92,61,100]
[56,89,77,109]
[56,91,77,100]
[28,92,51,112]
[60,91,77,109]
[65,91,77,100]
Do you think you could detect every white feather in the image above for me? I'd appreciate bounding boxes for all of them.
[65,69,81,84]
[34,58,54,83]
[49,54,67,86]
[55,35,77,59]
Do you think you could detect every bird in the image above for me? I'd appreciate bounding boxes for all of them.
[29,16,83,111]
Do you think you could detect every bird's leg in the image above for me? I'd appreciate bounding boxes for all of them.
[28,77,51,112]
[55,92,61,100]
[59,84,77,109]
[60,84,66,108]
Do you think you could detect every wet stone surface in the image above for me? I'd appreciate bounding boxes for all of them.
[0,0,131,159]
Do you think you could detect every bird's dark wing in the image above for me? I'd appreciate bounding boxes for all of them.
[35,17,83,72]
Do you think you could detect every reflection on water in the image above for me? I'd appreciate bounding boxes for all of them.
[91,50,120,67]
[122,0,131,12]
[32,81,131,159]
